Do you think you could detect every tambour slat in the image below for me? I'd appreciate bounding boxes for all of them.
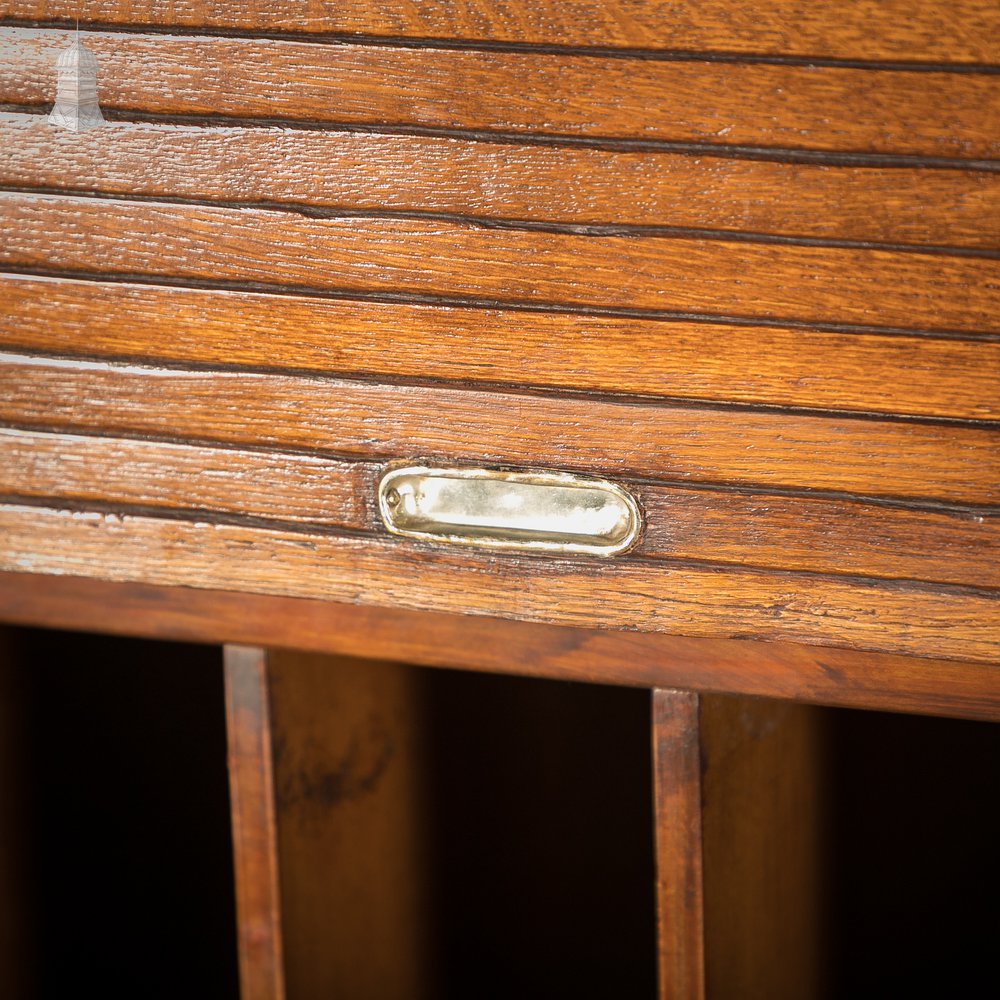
[2,115,997,249]
[2,29,999,158]
[3,194,999,334]
[0,503,995,662]
[1,277,998,421]
[3,1,999,62]
[2,427,996,588]
[0,355,995,505]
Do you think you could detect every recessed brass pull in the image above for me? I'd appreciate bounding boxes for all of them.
[378,465,642,556]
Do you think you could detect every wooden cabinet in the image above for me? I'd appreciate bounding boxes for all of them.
[0,2,997,996]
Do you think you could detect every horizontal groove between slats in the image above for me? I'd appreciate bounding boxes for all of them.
[3,28,998,160]
[4,194,999,337]
[4,18,1000,72]
[6,264,999,346]
[2,418,995,517]
[2,492,995,597]
[5,104,998,172]
[3,181,998,260]
[2,503,995,663]
[1,353,995,506]
[2,424,995,589]
[6,346,998,432]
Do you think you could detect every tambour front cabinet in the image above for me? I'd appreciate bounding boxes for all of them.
[0,2,998,998]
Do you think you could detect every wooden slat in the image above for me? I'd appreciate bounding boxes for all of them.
[2,572,997,720]
[3,195,1000,335]
[224,645,287,1000]
[1,355,995,505]
[652,689,706,1000]
[3,4,999,64]
[0,503,996,662]
[2,29,999,157]
[4,115,999,249]
[3,276,997,421]
[3,427,996,588]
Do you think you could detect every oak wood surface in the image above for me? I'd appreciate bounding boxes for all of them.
[652,689,705,1000]
[224,645,287,1000]
[3,572,997,720]
[265,649,434,999]
[3,276,997,421]
[3,427,995,588]
[5,194,998,336]
[3,2,999,62]
[3,29,999,158]
[1,504,996,662]
[5,115,999,249]
[1,354,995,506]
[700,695,829,999]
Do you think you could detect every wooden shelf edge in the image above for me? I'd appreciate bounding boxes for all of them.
[1,572,995,721]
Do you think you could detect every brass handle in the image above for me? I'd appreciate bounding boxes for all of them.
[378,465,642,556]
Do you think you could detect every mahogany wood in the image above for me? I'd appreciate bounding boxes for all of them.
[224,645,287,1000]
[3,115,999,249]
[1,505,996,662]
[4,193,1000,335]
[3,29,999,158]
[2,426,996,588]
[3,277,998,421]
[2,572,997,721]
[3,1,998,62]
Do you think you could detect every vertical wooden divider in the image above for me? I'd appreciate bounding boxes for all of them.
[224,644,287,1000]
[653,687,829,1000]
[652,688,707,1000]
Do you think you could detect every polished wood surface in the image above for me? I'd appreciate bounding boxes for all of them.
[5,426,995,587]
[4,193,999,333]
[3,573,997,721]
[652,689,705,999]
[224,646,286,1000]
[4,2,999,62]
[4,28,999,158]
[3,276,996,420]
[3,116,998,249]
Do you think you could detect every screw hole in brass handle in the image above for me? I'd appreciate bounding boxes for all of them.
[377,464,642,556]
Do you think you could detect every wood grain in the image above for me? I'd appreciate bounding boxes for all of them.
[3,427,996,588]
[2,572,997,720]
[4,115,1000,249]
[267,649,434,999]
[224,645,287,1000]
[4,194,1000,335]
[4,2,999,62]
[3,276,997,421]
[0,504,996,662]
[3,29,999,157]
[652,689,705,1000]
[1,354,996,505]
[700,696,829,999]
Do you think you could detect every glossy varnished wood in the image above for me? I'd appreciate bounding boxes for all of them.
[2,29,999,159]
[4,194,998,335]
[1,504,996,662]
[2,572,997,721]
[4,2,999,62]
[3,427,996,588]
[1,355,995,505]
[5,116,999,249]
[3,276,997,421]
[652,689,705,999]
[224,645,286,1000]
